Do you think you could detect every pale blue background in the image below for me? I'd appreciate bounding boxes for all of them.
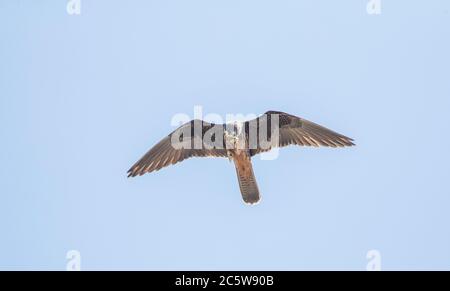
[1,0,449,270]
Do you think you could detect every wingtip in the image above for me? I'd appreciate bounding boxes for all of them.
[127,169,135,178]
[340,136,355,147]
[348,138,356,146]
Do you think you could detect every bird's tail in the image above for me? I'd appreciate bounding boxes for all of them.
[233,155,260,205]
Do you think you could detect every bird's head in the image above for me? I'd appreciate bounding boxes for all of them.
[224,121,243,140]
[224,121,245,149]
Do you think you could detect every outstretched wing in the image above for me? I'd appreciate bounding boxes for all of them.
[246,111,355,156]
[128,120,227,177]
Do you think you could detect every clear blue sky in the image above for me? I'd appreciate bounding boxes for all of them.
[1,1,449,270]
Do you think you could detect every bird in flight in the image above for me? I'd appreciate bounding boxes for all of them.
[128,111,354,205]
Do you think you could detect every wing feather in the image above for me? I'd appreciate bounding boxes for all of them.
[128,120,227,177]
[247,111,354,156]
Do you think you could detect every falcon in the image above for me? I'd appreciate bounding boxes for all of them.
[127,111,354,205]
